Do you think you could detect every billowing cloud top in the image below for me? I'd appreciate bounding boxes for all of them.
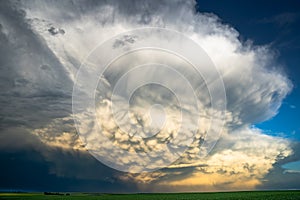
[0,0,294,191]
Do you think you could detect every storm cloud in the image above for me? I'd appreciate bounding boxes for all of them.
[0,0,297,192]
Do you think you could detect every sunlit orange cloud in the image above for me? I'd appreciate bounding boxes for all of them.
[32,117,85,151]
[157,172,261,192]
[119,168,262,192]
[118,128,291,192]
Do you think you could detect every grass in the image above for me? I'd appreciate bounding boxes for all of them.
[0,191,300,200]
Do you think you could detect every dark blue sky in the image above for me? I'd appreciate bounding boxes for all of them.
[197,0,300,140]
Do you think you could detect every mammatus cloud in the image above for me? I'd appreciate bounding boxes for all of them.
[117,128,291,191]
[0,0,294,191]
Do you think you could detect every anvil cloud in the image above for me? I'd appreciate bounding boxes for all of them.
[0,0,294,192]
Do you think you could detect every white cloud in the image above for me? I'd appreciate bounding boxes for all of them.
[3,0,293,189]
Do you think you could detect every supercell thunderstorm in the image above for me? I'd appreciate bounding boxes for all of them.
[0,0,293,191]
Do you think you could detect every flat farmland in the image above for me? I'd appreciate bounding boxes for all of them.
[1,191,300,200]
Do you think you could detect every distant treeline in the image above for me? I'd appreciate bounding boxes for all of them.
[44,192,70,196]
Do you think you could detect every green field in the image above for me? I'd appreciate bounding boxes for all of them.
[1,191,300,200]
